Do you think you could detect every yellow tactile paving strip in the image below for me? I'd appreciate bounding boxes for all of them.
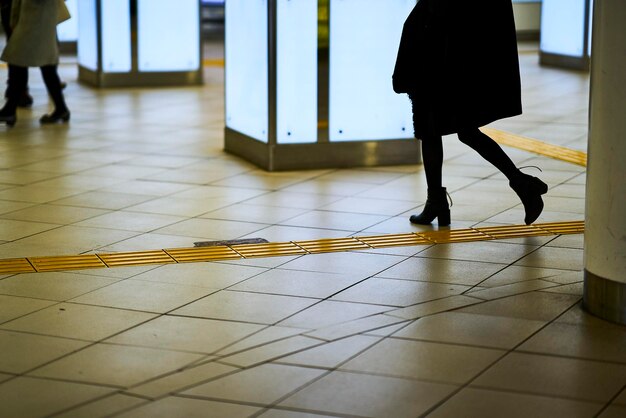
[0,221,584,276]
[482,127,588,167]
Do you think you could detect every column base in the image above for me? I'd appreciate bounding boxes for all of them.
[583,270,626,325]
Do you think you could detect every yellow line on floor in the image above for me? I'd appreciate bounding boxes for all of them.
[0,221,584,276]
[482,128,588,167]
[203,58,225,67]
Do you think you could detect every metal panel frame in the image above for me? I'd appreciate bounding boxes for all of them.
[224,0,421,171]
[78,0,203,88]
[539,0,592,71]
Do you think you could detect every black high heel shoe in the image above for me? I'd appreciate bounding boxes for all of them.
[40,110,70,125]
[510,171,548,225]
[410,187,451,226]
[0,108,17,126]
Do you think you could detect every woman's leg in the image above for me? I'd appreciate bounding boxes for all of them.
[40,65,69,114]
[457,127,548,224]
[457,128,520,180]
[410,135,450,225]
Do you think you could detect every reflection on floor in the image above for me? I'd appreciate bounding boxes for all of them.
[1,44,625,418]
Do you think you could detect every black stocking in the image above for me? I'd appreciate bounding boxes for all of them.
[457,128,520,181]
[420,135,444,190]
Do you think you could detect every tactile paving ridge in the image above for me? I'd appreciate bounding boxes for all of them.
[0,221,584,275]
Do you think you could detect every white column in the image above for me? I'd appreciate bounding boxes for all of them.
[583,0,626,323]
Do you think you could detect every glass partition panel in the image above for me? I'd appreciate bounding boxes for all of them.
[101,0,132,72]
[225,0,269,142]
[329,0,414,142]
[137,0,200,72]
[77,0,97,70]
[541,0,586,57]
[277,0,318,144]
[58,0,78,42]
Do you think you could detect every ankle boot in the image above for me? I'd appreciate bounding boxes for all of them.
[510,173,548,225]
[0,102,17,126]
[410,187,451,226]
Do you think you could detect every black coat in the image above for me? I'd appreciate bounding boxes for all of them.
[393,0,522,137]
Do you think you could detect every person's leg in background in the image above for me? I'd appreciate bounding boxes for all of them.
[457,128,548,225]
[0,64,27,125]
[39,64,69,124]
[1,0,34,107]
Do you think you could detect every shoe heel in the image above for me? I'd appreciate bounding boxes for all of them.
[438,209,451,226]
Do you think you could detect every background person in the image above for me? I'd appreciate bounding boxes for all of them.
[0,0,70,126]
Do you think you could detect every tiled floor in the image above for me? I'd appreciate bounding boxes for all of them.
[1,39,624,418]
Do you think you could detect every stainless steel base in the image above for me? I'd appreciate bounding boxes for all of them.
[78,66,203,88]
[540,52,590,72]
[224,128,421,171]
[584,270,626,325]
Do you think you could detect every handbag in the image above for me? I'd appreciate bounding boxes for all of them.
[57,0,70,24]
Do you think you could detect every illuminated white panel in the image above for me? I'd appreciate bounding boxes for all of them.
[58,0,78,42]
[541,0,586,57]
[277,0,318,144]
[101,0,132,72]
[138,0,200,72]
[77,0,97,70]
[588,0,594,55]
[225,0,269,142]
[329,0,414,142]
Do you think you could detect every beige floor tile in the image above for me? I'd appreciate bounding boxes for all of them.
[1,204,108,225]
[98,179,192,197]
[384,295,484,320]
[155,218,267,240]
[31,344,203,388]
[71,279,217,313]
[280,252,403,276]
[124,196,235,217]
[520,322,626,363]
[0,272,118,301]
[0,377,112,418]
[202,204,307,224]
[614,389,626,405]
[395,312,545,349]
[332,277,470,307]
[478,265,569,288]
[515,246,584,271]
[169,185,266,201]
[540,282,584,296]
[0,185,83,204]
[279,335,381,369]
[59,394,148,418]
[304,314,404,341]
[1,302,156,341]
[11,225,138,254]
[0,294,56,324]
[427,388,601,418]
[107,315,263,354]
[473,352,626,402]
[279,300,390,329]
[259,410,337,418]
[172,290,317,324]
[467,279,558,300]
[0,200,35,216]
[243,191,343,210]
[95,232,207,252]
[280,210,388,232]
[281,371,457,418]
[230,269,365,299]
[313,169,405,185]
[216,325,309,356]
[240,225,350,242]
[379,257,504,286]
[132,262,267,289]
[341,338,504,384]
[282,179,375,196]
[53,191,156,210]
[181,363,325,405]
[127,362,236,399]
[75,211,185,233]
[221,336,322,367]
[0,330,88,374]
[599,405,626,418]
[556,303,624,330]
[418,241,538,264]
[319,196,418,216]
[0,171,56,186]
[116,396,260,418]
[0,218,60,241]
[458,292,580,321]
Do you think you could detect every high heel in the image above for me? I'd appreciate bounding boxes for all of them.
[40,110,70,124]
[0,113,17,126]
[510,172,548,225]
[410,187,451,226]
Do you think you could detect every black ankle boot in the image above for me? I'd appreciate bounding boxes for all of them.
[0,104,17,126]
[510,173,548,225]
[410,187,451,226]
[40,109,70,124]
